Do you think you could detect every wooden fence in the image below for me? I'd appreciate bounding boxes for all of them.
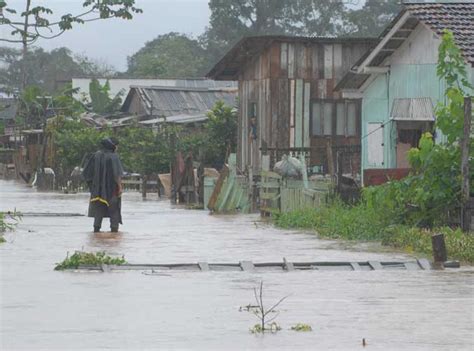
[259,170,330,215]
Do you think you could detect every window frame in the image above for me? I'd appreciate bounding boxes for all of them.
[310,99,360,137]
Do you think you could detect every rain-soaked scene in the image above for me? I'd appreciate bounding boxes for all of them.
[1,1,473,350]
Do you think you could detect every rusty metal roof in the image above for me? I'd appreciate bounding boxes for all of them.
[207,35,376,81]
[390,97,435,121]
[121,86,237,118]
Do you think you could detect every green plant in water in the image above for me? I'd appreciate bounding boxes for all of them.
[246,281,289,334]
[54,251,127,270]
[291,323,312,332]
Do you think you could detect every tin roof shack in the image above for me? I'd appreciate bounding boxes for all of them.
[120,85,237,129]
[72,77,237,102]
[207,35,376,175]
[335,2,474,186]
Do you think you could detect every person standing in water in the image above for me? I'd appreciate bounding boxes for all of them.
[82,137,124,233]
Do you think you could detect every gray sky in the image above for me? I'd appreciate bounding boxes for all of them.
[1,0,211,71]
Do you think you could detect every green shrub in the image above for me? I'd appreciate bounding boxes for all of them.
[275,204,474,263]
[55,251,127,270]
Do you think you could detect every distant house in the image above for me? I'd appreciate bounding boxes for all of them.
[335,2,474,185]
[207,35,376,174]
[0,97,18,138]
[120,85,237,128]
[72,77,236,102]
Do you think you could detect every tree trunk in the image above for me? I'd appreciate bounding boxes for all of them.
[21,0,32,90]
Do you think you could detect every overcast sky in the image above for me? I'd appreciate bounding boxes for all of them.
[1,0,211,71]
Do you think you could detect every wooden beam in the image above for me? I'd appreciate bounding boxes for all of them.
[356,11,411,73]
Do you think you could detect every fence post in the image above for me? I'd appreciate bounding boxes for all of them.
[142,175,147,199]
[461,97,472,232]
[431,233,447,268]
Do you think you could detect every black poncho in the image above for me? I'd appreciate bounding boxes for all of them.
[82,140,124,218]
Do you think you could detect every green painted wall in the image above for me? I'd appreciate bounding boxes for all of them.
[361,63,473,174]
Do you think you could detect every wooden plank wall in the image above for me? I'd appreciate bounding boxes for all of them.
[237,40,373,172]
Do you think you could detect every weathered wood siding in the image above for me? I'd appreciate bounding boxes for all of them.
[237,39,373,173]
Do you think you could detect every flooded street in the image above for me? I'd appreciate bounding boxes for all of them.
[1,179,473,350]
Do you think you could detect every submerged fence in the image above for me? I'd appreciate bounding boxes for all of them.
[259,170,331,215]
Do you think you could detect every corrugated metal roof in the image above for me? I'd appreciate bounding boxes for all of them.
[122,86,237,118]
[140,113,208,125]
[207,35,377,80]
[390,97,435,121]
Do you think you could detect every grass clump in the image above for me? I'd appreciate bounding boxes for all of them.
[274,201,474,264]
[291,323,312,332]
[0,236,5,244]
[55,251,127,270]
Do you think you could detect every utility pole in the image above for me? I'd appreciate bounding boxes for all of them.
[461,97,472,232]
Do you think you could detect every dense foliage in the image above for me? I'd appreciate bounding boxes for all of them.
[274,203,474,263]
[0,47,115,93]
[126,33,208,78]
[54,251,127,270]
[116,123,172,175]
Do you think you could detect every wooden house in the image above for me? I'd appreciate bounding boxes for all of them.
[207,35,376,175]
[335,2,474,185]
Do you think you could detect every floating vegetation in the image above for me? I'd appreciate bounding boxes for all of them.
[291,323,312,332]
[54,251,127,271]
[250,322,281,334]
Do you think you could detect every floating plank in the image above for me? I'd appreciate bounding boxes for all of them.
[417,258,431,270]
[65,260,446,273]
[240,261,255,272]
[368,261,383,270]
[198,262,209,271]
[350,262,362,271]
[443,261,461,268]
[404,262,419,271]
[10,212,85,217]
[283,258,294,271]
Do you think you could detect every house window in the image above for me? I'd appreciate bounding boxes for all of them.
[336,103,345,135]
[312,100,359,137]
[248,102,257,119]
[312,102,322,135]
[323,102,333,136]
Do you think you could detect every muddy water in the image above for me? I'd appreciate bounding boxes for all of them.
[0,179,473,350]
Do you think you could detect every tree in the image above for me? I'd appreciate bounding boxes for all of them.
[86,78,123,114]
[343,0,401,37]
[126,33,208,78]
[201,0,398,71]
[0,46,116,92]
[0,0,141,88]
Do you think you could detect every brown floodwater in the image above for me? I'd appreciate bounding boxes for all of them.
[0,179,473,350]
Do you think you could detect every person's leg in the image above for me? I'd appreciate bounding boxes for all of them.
[109,197,120,232]
[93,215,103,232]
